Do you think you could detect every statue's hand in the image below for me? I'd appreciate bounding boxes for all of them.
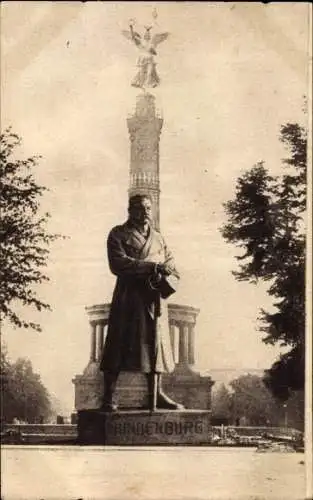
[148,272,163,291]
[157,263,173,276]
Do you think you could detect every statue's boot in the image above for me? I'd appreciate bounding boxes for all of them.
[147,373,184,411]
[157,375,185,410]
[99,372,118,412]
[147,372,158,412]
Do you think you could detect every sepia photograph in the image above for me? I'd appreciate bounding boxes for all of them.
[1,2,312,499]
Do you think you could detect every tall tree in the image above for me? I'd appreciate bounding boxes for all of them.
[0,344,15,426]
[0,128,61,331]
[1,346,53,424]
[221,122,307,400]
[229,374,280,426]
[212,383,232,422]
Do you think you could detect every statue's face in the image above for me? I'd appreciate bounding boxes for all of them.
[130,197,152,225]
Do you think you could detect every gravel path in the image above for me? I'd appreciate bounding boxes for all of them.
[1,446,306,500]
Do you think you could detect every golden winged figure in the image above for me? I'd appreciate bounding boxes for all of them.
[122,22,170,89]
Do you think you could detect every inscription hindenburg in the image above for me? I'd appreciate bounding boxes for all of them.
[110,419,204,436]
[104,411,211,445]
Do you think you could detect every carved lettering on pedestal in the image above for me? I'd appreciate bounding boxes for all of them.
[109,419,204,437]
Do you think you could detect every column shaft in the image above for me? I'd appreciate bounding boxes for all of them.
[178,323,189,365]
[188,324,195,365]
[169,323,175,362]
[90,322,96,362]
[103,321,108,349]
[96,323,104,361]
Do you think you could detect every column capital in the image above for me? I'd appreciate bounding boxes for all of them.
[90,319,107,328]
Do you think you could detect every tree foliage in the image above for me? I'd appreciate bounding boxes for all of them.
[221,123,307,400]
[212,383,233,422]
[0,128,61,331]
[229,374,280,426]
[212,375,304,429]
[1,345,53,424]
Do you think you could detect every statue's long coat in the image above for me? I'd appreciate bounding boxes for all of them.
[100,221,177,374]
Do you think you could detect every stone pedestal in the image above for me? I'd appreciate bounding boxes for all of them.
[163,365,214,410]
[73,371,148,410]
[77,409,212,446]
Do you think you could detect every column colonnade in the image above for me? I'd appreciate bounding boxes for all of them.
[86,303,199,368]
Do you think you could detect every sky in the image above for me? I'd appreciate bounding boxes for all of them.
[1,2,310,413]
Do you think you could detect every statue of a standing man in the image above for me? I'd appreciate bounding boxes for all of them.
[99,194,183,411]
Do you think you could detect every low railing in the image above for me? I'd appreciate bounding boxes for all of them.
[1,423,303,446]
[2,424,76,435]
[212,425,303,438]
